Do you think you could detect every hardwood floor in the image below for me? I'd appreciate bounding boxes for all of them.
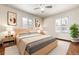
[67,42,79,55]
[0,46,4,55]
[0,40,79,55]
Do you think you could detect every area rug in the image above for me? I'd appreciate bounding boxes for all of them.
[5,40,70,55]
[48,40,70,55]
[5,45,20,55]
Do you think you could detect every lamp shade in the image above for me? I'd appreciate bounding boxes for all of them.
[0,24,15,37]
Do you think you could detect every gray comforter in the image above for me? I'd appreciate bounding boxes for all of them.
[25,37,56,54]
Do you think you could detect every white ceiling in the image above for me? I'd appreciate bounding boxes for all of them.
[7,4,79,18]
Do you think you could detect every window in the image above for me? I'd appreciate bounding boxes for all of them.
[22,17,33,29]
[22,17,28,28]
[28,18,33,28]
[56,17,69,33]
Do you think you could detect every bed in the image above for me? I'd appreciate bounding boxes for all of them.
[15,29,57,55]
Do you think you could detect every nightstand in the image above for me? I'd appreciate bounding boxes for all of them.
[0,36,4,47]
[2,35,15,47]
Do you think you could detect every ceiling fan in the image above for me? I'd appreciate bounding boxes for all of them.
[34,4,53,13]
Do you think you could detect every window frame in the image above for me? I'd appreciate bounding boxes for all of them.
[22,17,33,29]
[55,16,70,33]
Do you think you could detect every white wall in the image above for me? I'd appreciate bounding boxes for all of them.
[0,5,42,29]
[43,7,79,40]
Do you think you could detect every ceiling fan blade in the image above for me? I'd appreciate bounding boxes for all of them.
[45,5,52,8]
[34,8,40,10]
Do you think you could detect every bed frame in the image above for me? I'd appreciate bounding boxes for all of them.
[15,28,57,55]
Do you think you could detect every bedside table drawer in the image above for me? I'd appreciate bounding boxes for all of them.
[3,40,15,47]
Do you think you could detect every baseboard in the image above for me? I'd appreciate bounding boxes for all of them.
[56,38,72,42]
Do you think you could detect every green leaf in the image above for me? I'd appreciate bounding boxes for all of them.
[69,24,79,38]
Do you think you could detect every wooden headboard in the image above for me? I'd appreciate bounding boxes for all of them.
[14,28,45,36]
[15,28,32,35]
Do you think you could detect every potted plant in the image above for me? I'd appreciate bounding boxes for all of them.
[70,24,79,42]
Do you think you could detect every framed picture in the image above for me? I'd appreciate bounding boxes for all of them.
[35,18,40,27]
[7,11,17,26]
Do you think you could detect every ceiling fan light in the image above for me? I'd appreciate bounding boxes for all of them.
[40,4,45,11]
[40,8,45,11]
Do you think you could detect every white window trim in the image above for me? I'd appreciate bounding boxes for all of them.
[22,17,33,29]
[55,16,70,33]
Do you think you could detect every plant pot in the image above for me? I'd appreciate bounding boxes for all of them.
[71,38,79,42]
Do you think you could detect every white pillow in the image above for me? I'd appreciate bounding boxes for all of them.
[18,33,40,39]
